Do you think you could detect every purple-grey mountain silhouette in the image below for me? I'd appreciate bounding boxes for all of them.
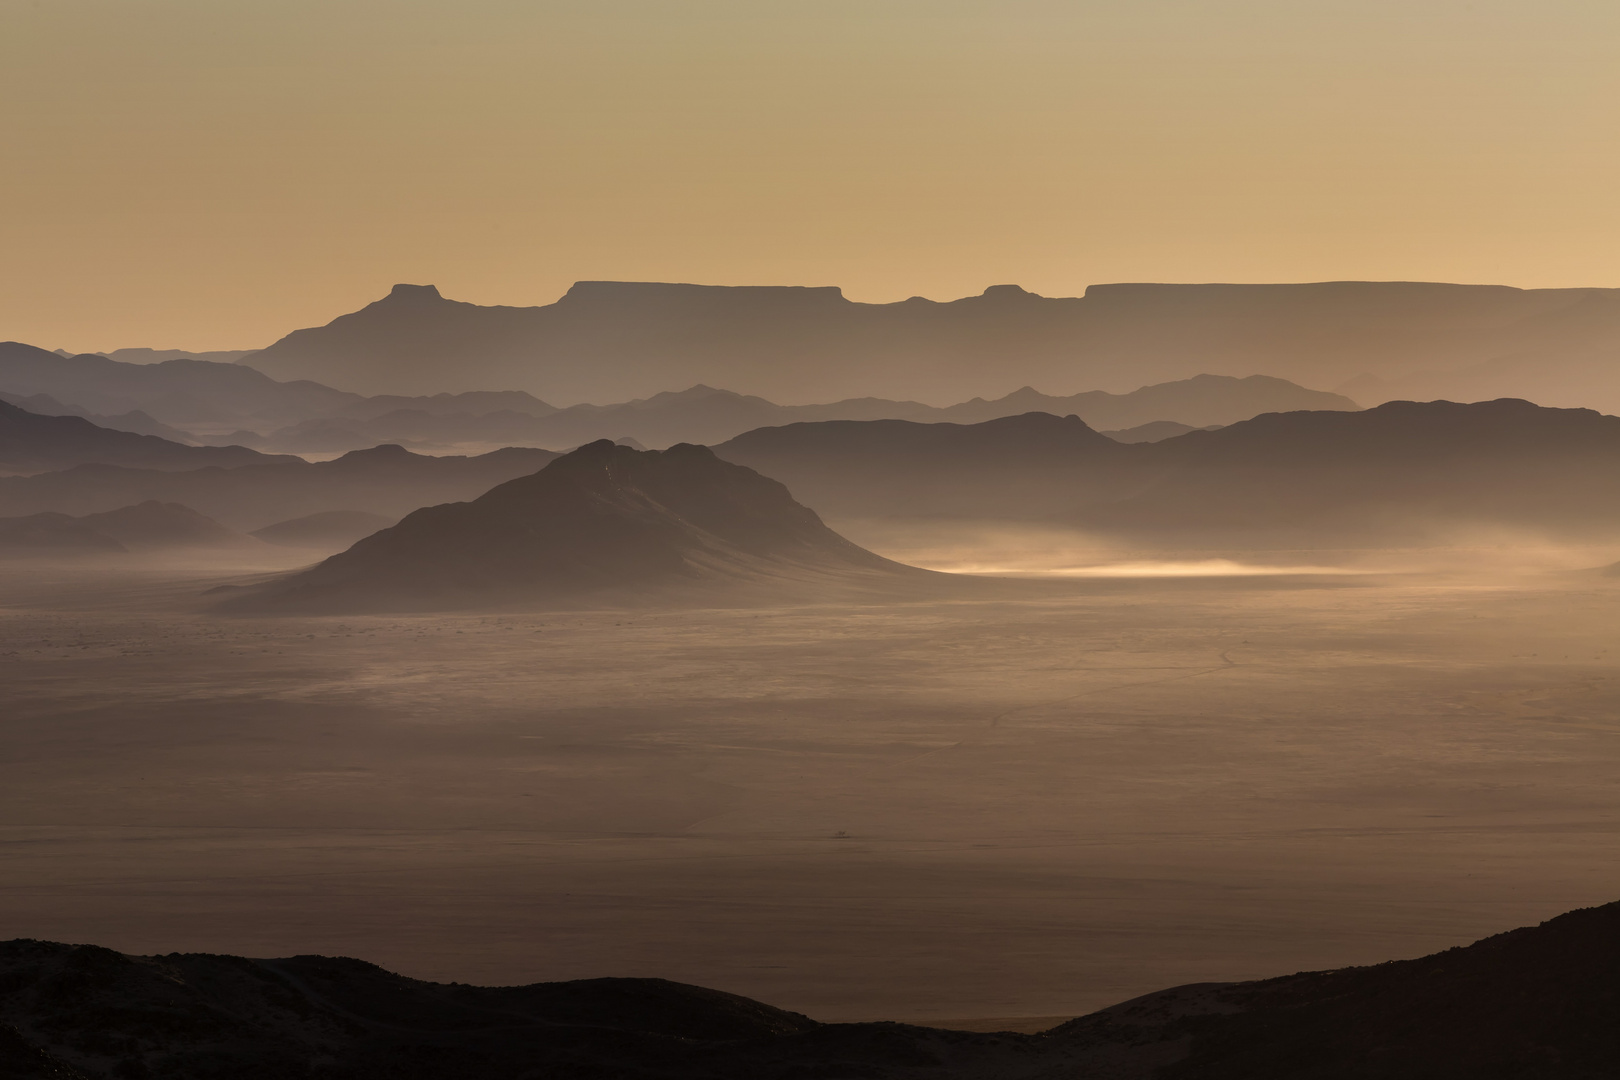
[0,501,248,555]
[4,337,1358,452]
[716,398,1620,539]
[231,440,922,611]
[6,898,1620,1078]
[248,375,1351,455]
[1100,420,1221,443]
[249,509,398,549]
[0,399,292,475]
[0,444,558,531]
[0,341,361,434]
[0,390,197,442]
[240,279,1620,408]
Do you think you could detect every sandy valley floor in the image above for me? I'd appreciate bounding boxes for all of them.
[4,549,1620,1022]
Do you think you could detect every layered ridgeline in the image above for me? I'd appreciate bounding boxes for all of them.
[229,441,922,612]
[0,502,251,556]
[2,340,1353,453]
[255,375,1350,455]
[5,899,1620,1079]
[240,280,1620,408]
[0,399,290,475]
[716,399,1620,540]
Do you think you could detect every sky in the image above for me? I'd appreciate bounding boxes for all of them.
[4,0,1620,351]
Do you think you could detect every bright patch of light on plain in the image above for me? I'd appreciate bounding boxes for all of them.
[929,559,1360,578]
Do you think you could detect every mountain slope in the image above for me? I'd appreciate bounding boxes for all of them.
[715,399,1620,539]
[0,400,292,475]
[0,391,198,441]
[232,440,922,611]
[1056,898,1620,1079]
[0,341,360,433]
[239,279,1620,407]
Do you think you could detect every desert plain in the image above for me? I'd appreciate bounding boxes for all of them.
[4,533,1620,1026]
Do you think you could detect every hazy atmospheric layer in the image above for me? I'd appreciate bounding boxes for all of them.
[4,545,1619,1023]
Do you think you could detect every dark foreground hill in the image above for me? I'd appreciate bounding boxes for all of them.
[716,398,1620,541]
[0,445,558,532]
[0,399,292,475]
[5,899,1620,1079]
[0,502,251,555]
[228,440,924,612]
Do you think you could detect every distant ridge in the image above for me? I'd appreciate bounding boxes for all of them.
[716,399,1620,539]
[0,340,1341,453]
[239,279,1620,408]
[236,375,1354,455]
[0,397,292,475]
[229,440,925,611]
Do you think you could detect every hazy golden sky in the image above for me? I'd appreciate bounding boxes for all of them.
[4,0,1619,350]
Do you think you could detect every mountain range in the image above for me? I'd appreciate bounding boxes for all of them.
[4,898,1619,1079]
[0,399,291,475]
[716,398,1620,541]
[1,340,1356,453]
[239,280,1620,408]
[231,440,922,611]
[241,375,1352,455]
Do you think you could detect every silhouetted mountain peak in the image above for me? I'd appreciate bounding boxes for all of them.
[233,440,914,610]
[333,443,416,461]
[383,283,444,303]
[977,283,1038,301]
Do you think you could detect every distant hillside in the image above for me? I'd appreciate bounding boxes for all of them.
[1101,420,1220,443]
[246,376,1354,455]
[232,440,922,611]
[0,501,248,556]
[240,279,1620,408]
[0,389,199,441]
[250,509,398,550]
[716,399,1620,540]
[0,399,293,475]
[0,444,559,531]
[0,340,361,435]
[5,898,1620,1078]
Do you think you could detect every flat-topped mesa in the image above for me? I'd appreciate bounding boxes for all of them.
[228,440,918,611]
[382,283,444,302]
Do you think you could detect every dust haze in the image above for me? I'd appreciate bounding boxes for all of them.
[7,519,1620,1023]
